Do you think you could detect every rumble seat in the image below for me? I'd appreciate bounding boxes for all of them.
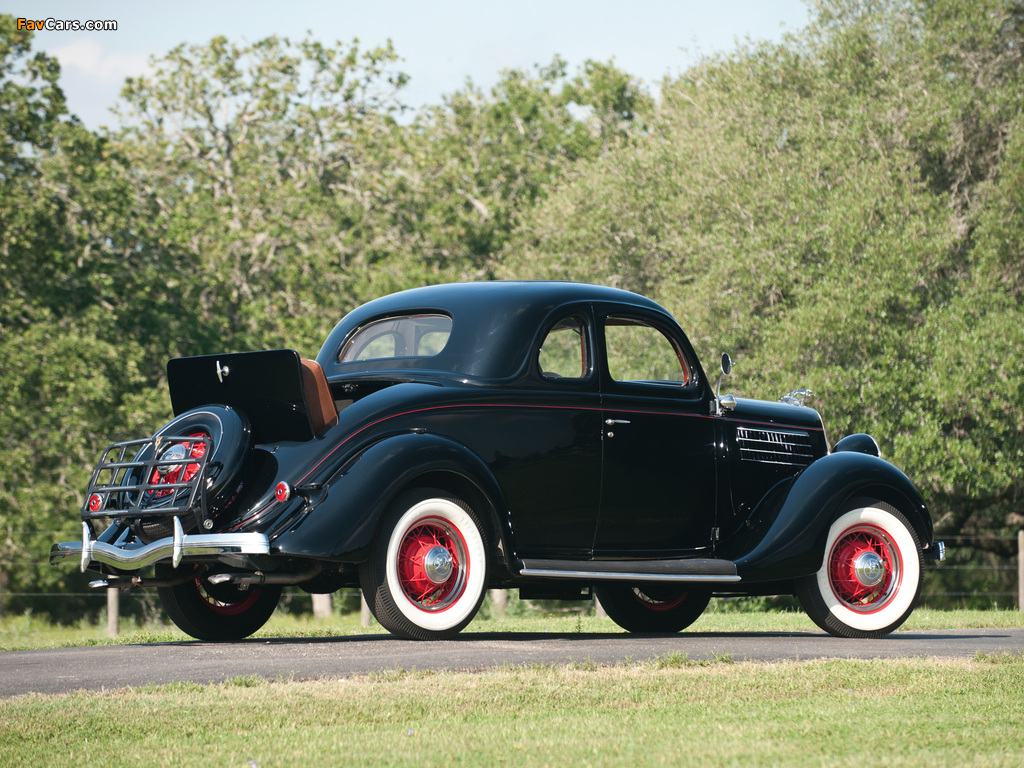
[300,358,338,435]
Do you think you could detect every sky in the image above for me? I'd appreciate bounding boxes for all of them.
[9,1,811,130]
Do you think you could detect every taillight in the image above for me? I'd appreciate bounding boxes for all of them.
[275,482,292,502]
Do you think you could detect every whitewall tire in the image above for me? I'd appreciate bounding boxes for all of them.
[361,489,488,640]
[798,502,922,638]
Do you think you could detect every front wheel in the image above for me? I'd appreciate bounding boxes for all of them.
[797,502,922,638]
[157,565,282,641]
[595,584,711,633]
[360,489,488,640]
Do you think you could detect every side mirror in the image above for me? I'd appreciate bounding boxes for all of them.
[714,353,735,414]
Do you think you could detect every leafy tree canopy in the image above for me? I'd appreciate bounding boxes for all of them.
[2,0,1022,618]
[500,0,1024,545]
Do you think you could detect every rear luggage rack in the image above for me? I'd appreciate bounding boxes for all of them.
[81,435,213,530]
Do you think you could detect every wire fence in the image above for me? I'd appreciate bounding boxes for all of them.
[920,533,1023,606]
[3,530,1023,615]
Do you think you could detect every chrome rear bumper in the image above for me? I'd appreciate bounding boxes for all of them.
[50,519,270,572]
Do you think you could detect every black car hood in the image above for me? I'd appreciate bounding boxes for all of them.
[726,397,825,432]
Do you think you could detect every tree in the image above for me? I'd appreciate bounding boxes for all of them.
[0,27,652,619]
[114,34,418,356]
[499,0,1024,563]
[0,15,146,617]
[8,1,1019,618]
[401,57,652,277]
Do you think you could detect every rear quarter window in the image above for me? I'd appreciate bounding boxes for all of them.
[339,314,453,363]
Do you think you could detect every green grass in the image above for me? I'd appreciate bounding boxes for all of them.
[1,654,1022,767]
[2,608,1022,766]
[2,604,1023,652]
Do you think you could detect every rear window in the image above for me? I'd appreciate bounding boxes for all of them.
[338,314,452,363]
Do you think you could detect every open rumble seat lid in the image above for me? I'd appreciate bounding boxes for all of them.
[168,349,321,443]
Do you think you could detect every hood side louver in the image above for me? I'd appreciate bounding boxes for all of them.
[737,427,815,467]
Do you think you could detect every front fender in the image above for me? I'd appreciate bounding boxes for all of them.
[727,451,932,582]
[271,432,510,562]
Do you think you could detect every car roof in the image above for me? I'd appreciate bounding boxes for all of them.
[316,281,670,381]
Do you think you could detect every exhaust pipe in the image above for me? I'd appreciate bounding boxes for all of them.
[206,565,324,588]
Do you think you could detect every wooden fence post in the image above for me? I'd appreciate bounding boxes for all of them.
[106,588,119,638]
[489,588,507,617]
[1018,530,1023,611]
[311,593,332,618]
[360,592,371,627]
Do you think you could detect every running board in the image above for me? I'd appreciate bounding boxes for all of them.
[518,558,741,583]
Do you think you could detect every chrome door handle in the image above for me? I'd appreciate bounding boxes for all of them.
[605,419,631,425]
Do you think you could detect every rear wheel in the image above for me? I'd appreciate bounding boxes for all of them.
[595,584,711,633]
[797,502,922,638]
[360,489,488,640]
[157,565,281,641]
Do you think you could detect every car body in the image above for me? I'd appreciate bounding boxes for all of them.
[51,281,944,640]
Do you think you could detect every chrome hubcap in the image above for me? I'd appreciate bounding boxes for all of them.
[853,551,886,587]
[423,546,454,584]
[158,443,189,476]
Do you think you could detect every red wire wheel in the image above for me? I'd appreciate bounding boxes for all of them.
[631,587,692,612]
[826,524,901,612]
[798,502,922,638]
[361,489,488,640]
[146,432,208,499]
[131,406,252,542]
[156,565,282,641]
[395,518,468,611]
[595,583,711,633]
[193,572,265,617]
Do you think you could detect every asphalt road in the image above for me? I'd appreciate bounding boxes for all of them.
[3,627,1022,698]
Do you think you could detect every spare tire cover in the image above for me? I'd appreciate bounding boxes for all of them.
[131,406,252,540]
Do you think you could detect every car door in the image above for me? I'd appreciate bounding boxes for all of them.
[592,309,718,558]
[477,310,604,560]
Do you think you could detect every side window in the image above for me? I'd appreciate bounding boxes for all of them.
[339,314,452,363]
[354,333,398,361]
[538,316,588,380]
[604,316,692,385]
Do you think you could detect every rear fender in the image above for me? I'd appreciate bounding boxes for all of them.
[728,451,932,582]
[271,432,511,565]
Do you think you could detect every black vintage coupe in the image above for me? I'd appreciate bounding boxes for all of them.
[52,281,944,641]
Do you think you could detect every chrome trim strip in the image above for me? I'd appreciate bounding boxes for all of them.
[80,522,91,572]
[172,516,184,568]
[518,568,741,583]
[739,428,810,439]
[50,530,270,572]
[737,456,812,467]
